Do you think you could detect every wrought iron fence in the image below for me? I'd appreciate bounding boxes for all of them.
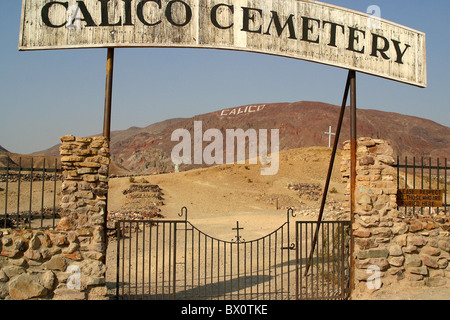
[394,157,449,216]
[0,157,62,229]
[115,208,351,300]
[115,217,296,300]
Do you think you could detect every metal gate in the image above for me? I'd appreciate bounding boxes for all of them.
[115,208,350,300]
[295,221,351,300]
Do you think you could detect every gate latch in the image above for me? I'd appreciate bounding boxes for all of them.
[281,243,296,250]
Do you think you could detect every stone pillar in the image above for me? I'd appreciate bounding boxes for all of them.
[341,137,397,218]
[342,137,450,298]
[58,135,110,298]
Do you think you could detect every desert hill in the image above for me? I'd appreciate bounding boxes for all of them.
[108,146,347,235]
[0,152,60,170]
[33,101,450,174]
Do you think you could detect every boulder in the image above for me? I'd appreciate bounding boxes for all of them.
[8,274,46,300]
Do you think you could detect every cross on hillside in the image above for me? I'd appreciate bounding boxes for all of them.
[324,126,336,148]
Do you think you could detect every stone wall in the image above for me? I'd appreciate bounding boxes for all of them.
[0,136,109,300]
[342,138,450,298]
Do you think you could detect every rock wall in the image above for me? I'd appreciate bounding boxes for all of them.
[342,138,450,298]
[0,136,109,300]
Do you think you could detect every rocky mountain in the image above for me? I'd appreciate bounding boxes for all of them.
[35,101,450,174]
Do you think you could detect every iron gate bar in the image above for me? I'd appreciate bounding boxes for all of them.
[16,158,21,223]
[52,158,58,229]
[41,159,46,227]
[28,158,33,229]
[3,157,9,228]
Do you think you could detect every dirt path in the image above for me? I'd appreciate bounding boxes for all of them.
[356,285,450,300]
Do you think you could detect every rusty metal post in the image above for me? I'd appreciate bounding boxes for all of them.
[103,48,114,141]
[304,71,352,276]
[349,70,357,297]
[102,48,114,265]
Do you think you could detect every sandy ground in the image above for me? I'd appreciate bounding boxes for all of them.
[357,284,450,300]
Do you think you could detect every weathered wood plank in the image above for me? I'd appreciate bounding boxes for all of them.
[19,0,427,87]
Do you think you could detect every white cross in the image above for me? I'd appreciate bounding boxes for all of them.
[324,126,336,148]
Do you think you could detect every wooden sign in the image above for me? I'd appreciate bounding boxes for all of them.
[19,0,426,87]
[397,189,444,207]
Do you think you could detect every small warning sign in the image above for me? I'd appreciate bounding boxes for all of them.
[397,189,444,207]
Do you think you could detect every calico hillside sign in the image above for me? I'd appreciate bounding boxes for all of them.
[19,0,426,87]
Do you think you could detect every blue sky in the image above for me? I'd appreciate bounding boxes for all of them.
[0,0,448,154]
